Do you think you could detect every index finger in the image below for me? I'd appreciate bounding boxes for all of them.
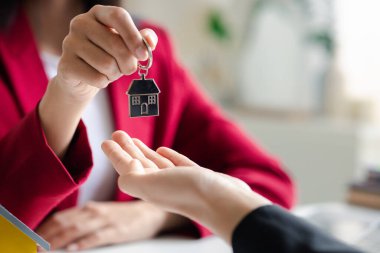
[101,140,144,176]
[90,5,151,60]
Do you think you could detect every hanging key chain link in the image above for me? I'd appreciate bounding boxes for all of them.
[137,38,153,79]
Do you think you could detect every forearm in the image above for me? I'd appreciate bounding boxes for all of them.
[39,77,96,158]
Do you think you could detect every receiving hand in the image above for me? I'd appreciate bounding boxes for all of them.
[102,131,272,243]
[36,200,171,251]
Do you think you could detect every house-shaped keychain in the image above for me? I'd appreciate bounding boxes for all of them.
[126,37,160,118]
[127,76,160,117]
[0,205,50,253]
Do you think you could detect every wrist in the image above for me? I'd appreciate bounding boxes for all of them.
[39,77,89,129]
[197,183,272,244]
[52,75,98,103]
[38,77,95,157]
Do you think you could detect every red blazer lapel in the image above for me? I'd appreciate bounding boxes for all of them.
[0,8,48,115]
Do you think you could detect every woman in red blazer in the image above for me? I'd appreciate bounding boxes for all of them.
[0,0,295,250]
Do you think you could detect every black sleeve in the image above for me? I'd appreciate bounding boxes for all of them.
[232,205,363,253]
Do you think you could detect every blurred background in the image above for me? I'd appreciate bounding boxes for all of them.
[126,0,380,206]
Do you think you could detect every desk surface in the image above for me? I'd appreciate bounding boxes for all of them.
[49,236,232,253]
[48,203,380,252]
[294,202,380,253]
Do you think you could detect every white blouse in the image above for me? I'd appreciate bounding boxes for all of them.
[40,52,116,206]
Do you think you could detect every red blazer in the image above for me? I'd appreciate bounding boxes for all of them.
[0,10,296,236]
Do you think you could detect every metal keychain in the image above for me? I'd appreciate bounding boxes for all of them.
[127,38,160,117]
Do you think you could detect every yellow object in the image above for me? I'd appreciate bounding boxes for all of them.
[0,216,36,253]
[0,205,50,253]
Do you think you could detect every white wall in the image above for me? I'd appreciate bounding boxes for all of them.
[226,111,360,205]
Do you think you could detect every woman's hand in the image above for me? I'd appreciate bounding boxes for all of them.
[102,131,272,244]
[38,5,158,157]
[37,201,178,251]
[56,4,158,100]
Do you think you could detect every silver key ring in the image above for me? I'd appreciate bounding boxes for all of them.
[137,37,153,71]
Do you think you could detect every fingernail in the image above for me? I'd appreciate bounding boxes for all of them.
[136,46,147,60]
[67,244,78,251]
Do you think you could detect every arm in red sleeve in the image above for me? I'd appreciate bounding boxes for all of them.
[0,107,93,229]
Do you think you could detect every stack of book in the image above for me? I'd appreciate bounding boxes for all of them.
[347,170,380,209]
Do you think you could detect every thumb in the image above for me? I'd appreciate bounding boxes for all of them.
[156,147,198,166]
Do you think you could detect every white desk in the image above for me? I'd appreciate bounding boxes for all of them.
[294,202,380,253]
[49,236,232,253]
